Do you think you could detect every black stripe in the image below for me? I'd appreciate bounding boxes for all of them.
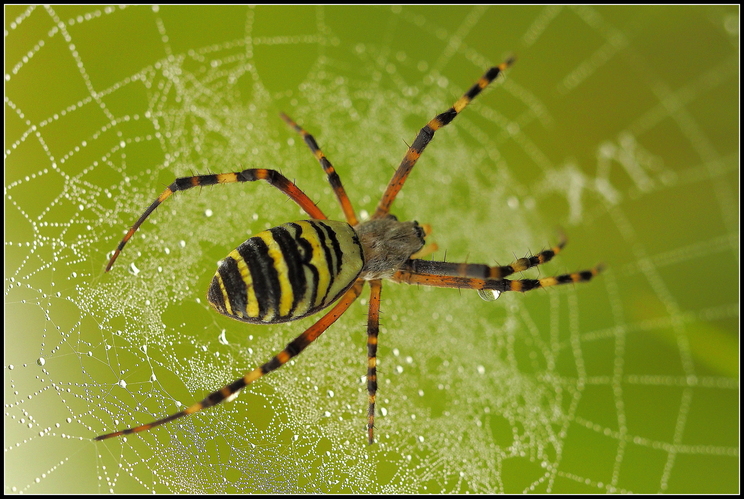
[238,238,281,320]
[411,125,434,154]
[207,273,227,315]
[285,334,310,358]
[317,220,344,275]
[269,225,307,316]
[291,223,319,310]
[367,369,377,393]
[175,174,218,190]
[484,66,502,82]
[465,84,483,100]
[579,270,595,281]
[556,274,574,284]
[351,232,364,265]
[203,378,246,407]
[217,256,247,316]
[304,135,320,151]
[237,169,259,182]
[261,357,282,374]
[533,250,555,265]
[519,279,541,291]
[436,108,458,127]
[325,167,344,190]
[307,221,337,306]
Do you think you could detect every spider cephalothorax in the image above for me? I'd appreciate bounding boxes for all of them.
[356,216,426,280]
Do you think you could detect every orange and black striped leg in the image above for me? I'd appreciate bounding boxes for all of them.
[365,279,382,444]
[95,281,365,441]
[280,112,359,226]
[373,57,515,219]
[397,236,567,281]
[106,169,326,272]
[390,263,604,294]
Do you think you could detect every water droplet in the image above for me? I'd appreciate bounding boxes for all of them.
[477,289,501,301]
[36,357,46,366]
[128,262,140,276]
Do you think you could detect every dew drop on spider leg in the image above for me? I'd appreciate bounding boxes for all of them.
[477,289,501,302]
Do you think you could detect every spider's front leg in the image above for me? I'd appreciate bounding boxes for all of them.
[391,263,604,295]
[106,169,326,272]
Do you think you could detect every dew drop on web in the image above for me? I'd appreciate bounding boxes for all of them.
[477,289,501,301]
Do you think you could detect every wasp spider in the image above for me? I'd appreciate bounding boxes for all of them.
[95,57,602,444]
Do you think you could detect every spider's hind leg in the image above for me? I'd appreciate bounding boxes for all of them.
[94,281,365,441]
[365,280,382,445]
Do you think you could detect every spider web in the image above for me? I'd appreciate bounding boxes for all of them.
[5,5,739,494]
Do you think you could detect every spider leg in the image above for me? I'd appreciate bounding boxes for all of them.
[365,279,382,444]
[106,169,325,272]
[373,57,515,219]
[94,280,365,441]
[390,263,604,293]
[281,112,359,226]
[399,236,567,281]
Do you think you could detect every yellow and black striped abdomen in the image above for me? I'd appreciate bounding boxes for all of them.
[208,220,364,324]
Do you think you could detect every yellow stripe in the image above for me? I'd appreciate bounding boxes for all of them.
[184,403,204,415]
[217,172,238,183]
[281,224,312,318]
[215,272,234,317]
[243,368,263,385]
[453,96,470,113]
[513,257,530,271]
[157,189,173,202]
[427,118,443,131]
[297,221,332,308]
[229,248,259,318]
[256,232,294,317]
[538,277,558,287]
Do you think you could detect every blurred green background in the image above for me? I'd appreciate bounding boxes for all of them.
[5,5,738,493]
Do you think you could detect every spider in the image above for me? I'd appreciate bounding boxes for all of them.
[95,57,602,444]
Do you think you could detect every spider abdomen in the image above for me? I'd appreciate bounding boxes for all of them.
[208,220,364,324]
